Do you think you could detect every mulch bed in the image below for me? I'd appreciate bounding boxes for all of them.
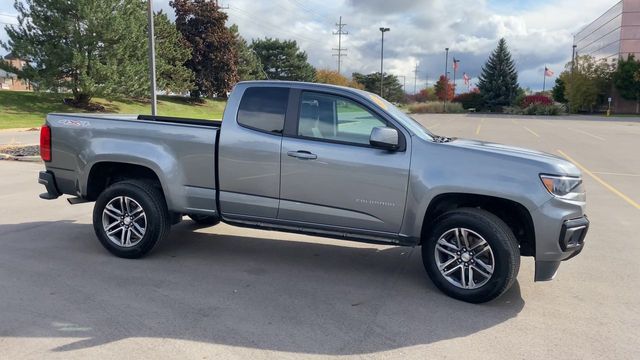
[0,145,40,157]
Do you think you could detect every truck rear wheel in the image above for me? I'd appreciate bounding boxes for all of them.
[92,180,170,259]
[422,208,520,303]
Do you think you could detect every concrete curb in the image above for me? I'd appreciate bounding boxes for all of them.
[0,153,42,163]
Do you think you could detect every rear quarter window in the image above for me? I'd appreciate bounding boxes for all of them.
[237,87,289,134]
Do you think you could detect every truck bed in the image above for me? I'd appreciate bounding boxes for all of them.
[45,113,220,216]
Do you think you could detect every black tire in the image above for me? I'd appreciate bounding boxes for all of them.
[93,180,171,259]
[422,208,520,303]
[188,214,220,226]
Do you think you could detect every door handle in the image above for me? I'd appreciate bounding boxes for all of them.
[287,150,317,160]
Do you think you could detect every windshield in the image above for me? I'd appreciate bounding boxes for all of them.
[366,93,435,141]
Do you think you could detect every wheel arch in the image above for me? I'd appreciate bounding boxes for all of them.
[85,161,167,205]
[420,193,535,256]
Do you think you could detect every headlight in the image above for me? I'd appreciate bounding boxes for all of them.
[540,175,583,198]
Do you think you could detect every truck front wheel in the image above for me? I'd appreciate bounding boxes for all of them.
[422,208,520,303]
[92,180,171,259]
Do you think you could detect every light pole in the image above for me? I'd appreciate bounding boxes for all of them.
[444,47,449,112]
[147,0,157,116]
[379,27,390,97]
[571,44,577,72]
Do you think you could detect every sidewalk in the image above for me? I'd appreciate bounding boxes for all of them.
[0,128,39,146]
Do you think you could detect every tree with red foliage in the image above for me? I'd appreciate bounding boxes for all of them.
[434,75,455,101]
[521,94,552,107]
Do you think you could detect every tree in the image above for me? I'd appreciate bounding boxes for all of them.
[613,54,640,113]
[434,75,454,101]
[154,11,194,94]
[563,55,614,112]
[551,77,567,103]
[229,24,265,81]
[351,72,404,102]
[250,38,316,82]
[2,0,151,106]
[316,69,363,89]
[478,38,519,109]
[172,0,238,98]
[409,87,437,103]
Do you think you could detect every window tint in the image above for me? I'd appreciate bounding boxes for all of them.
[237,87,289,133]
[298,92,387,145]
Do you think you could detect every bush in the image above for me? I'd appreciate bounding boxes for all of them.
[502,103,564,115]
[408,101,464,113]
[452,92,485,110]
[521,94,552,107]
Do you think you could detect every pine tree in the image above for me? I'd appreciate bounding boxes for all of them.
[552,76,567,103]
[154,11,194,94]
[478,38,519,109]
[250,38,316,82]
[2,0,150,105]
[613,54,640,113]
[172,0,238,98]
[229,24,265,81]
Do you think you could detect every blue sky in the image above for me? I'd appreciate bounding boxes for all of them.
[1,0,617,91]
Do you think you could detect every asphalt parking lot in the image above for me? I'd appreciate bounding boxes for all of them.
[0,114,638,359]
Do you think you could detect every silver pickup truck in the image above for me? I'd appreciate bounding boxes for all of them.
[38,81,588,303]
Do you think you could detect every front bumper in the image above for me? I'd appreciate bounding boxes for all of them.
[535,215,589,281]
[38,170,61,200]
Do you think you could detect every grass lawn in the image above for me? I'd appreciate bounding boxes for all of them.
[0,90,226,130]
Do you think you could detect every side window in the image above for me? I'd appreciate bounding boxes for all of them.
[297,92,387,145]
[237,87,289,134]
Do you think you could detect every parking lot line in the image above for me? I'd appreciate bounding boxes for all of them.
[593,171,640,177]
[523,126,540,137]
[569,127,606,141]
[475,119,484,135]
[558,150,640,210]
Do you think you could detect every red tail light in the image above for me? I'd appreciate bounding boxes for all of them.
[40,124,51,162]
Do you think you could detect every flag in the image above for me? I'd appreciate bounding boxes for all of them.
[453,58,460,71]
[463,72,470,85]
[544,67,554,77]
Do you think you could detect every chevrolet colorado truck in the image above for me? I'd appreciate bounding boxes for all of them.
[38,81,588,303]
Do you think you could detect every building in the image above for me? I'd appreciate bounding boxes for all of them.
[574,0,640,113]
[0,53,32,91]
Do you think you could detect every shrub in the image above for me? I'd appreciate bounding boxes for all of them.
[453,92,485,110]
[408,101,464,113]
[521,94,552,108]
[522,103,563,115]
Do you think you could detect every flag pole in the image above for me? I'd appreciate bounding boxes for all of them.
[542,66,546,92]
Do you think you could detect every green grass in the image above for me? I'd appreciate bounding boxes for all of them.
[0,90,226,129]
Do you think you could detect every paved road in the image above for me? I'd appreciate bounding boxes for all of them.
[0,114,639,359]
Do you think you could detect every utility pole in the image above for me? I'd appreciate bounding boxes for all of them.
[444,47,449,112]
[413,63,419,94]
[379,27,390,97]
[332,16,348,74]
[147,0,157,116]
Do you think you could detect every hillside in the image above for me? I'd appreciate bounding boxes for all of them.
[0,91,226,129]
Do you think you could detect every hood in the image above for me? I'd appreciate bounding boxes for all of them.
[446,138,581,177]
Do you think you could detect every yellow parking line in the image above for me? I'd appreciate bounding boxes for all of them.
[558,150,640,210]
[511,119,518,124]
[475,119,484,135]
[523,127,540,137]
[569,128,606,141]
[593,171,640,177]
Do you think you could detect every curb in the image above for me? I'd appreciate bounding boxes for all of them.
[0,153,42,163]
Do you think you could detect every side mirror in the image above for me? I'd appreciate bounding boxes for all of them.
[369,126,399,150]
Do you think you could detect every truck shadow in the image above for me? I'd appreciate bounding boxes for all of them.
[0,220,524,355]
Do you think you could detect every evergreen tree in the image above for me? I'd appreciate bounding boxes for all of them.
[154,11,194,94]
[250,38,316,82]
[172,0,238,98]
[2,0,150,105]
[613,54,640,113]
[351,72,404,102]
[552,76,567,103]
[229,24,265,81]
[478,38,519,109]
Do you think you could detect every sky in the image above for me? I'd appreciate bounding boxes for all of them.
[0,0,618,92]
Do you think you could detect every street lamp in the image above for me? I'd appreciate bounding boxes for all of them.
[147,0,157,116]
[379,27,390,97]
[444,47,449,112]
